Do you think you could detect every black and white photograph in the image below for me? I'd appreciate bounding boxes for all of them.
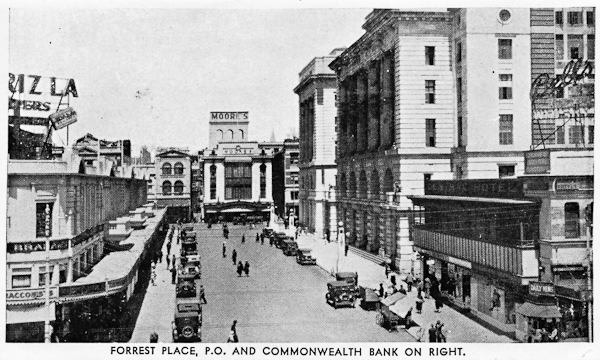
[2,1,597,359]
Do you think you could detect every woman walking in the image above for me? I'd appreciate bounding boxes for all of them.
[415,289,424,314]
[237,261,244,277]
[244,261,250,276]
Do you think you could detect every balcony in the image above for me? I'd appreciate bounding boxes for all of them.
[413,226,538,278]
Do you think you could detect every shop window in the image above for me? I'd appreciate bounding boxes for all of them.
[260,164,267,199]
[174,162,184,175]
[555,35,564,60]
[556,125,565,144]
[36,202,53,238]
[162,162,172,175]
[210,165,217,200]
[290,191,299,200]
[425,46,435,65]
[498,165,515,178]
[499,115,514,145]
[498,39,512,59]
[457,77,462,103]
[456,42,462,63]
[425,80,436,104]
[173,181,184,195]
[564,202,580,238]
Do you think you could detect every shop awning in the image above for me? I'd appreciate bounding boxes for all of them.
[6,304,55,324]
[380,292,407,306]
[408,195,535,205]
[389,300,413,318]
[515,302,562,318]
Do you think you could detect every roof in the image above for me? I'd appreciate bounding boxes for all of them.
[380,292,407,306]
[408,195,536,205]
[328,281,352,287]
[337,272,357,278]
[515,302,562,318]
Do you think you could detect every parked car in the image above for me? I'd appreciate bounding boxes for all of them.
[336,271,359,296]
[176,274,198,298]
[262,228,274,238]
[172,299,202,342]
[180,238,198,257]
[326,281,356,309]
[296,248,316,265]
[273,232,290,249]
[281,239,298,256]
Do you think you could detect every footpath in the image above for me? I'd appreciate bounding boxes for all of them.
[296,233,514,343]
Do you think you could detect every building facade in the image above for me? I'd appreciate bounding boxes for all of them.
[154,147,193,222]
[202,112,275,222]
[295,49,342,237]
[272,138,300,221]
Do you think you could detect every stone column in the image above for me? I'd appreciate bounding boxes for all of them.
[368,60,381,151]
[380,52,395,149]
[347,75,358,155]
[356,70,368,154]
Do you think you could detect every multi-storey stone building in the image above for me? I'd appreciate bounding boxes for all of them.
[273,138,300,222]
[295,49,342,237]
[154,147,193,222]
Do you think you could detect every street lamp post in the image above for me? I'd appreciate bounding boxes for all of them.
[336,221,344,274]
[44,204,52,343]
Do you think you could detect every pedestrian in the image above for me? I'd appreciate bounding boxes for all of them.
[171,266,177,284]
[378,283,385,298]
[149,332,159,343]
[344,244,349,256]
[384,263,390,277]
[269,236,273,246]
[428,324,437,343]
[222,241,227,258]
[434,293,443,313]
[326,229,330,243]
[230,320,239,343]
[256,233,260,243]
[237,261,244,277]
[241,234,245,243]
[406,272,414,292]
[199,285,207,304]
[166,241,172,256]
[158,249,163,263]
[166,255,171,269]
[232,249,237,265]
[244,261,250,276]
[398,285,407,295]
[390,274,397,287]
[415,290,424,314]
[260,233,264,245]
[150,264,157,286]
[424,277,431,298]
[172,254,176,269]
[404,307,413,330]
[436,321,446,342]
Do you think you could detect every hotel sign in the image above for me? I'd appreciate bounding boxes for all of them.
[425,179,524,199]
[529,282,555,296]
[210,112,248,120]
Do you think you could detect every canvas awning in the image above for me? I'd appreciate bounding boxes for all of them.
[515,302,562,319]
[6,304,55,324]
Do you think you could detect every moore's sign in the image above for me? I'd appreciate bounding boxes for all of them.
[210,112,248,120]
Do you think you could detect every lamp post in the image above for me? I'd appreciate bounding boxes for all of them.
[336,221,344,274]
[44,204,52,343]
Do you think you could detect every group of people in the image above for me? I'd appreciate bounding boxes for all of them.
[222,230,256,277]
[425,320,447,342]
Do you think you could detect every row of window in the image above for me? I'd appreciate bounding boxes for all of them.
[555,10,594,26]
[161,162,185,175]
[162,181,185,195]
[555,34,595,60]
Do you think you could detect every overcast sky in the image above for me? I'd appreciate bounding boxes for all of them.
[8,7,371,154]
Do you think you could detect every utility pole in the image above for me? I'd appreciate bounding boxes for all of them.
[585,203,593,342]
[44,204,52,343]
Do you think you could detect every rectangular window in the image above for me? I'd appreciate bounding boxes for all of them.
[456,42,462,63]
[556,34,564,60]
[588,125,594,144]
[564,203,580,238]
[426,119,436,147]
[555,75,565,98]
[568,11,583,25]
[425,80,436,104]
[290,191,299,200]
[556,125,565,144]
[499,115,513,145]
[499,86,513,100]
[36,202,53,238]
[498,39,512,59]
[555,11,563,25]
[12,275,31,289]
[321,169,325,184]
[499,74,513,81]
[38,266,54,287]
[498,165,515,178]
[457,116,463,147]
[457,77,462,103]
[425,46,435,65]
[225,163,252,200]
[568,34,584,59]
[587,11,595,26]
[569,126,584,144]
[588,35,595,60]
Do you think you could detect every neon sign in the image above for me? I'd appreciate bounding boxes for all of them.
[530,59,594,101]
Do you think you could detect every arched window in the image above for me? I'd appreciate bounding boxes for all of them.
[217,129,224,140]
[174,181,184,195]
[227,129,234,140]
[371,170,380,199]
[565,202,580,238]
[240,129,245,139]
[162,181,172,195]
[162,162,172,175]
[174,162,184,175]
[359,170,368,198]
[210,165,217,200]
[349,172,357,198]
[383,168,394,193]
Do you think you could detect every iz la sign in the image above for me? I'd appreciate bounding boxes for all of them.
[8,73,78,98]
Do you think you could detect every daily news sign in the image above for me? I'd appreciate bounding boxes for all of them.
[8,73,78,118]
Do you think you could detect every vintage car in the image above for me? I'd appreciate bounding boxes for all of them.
[296,248,316,265]
[179,259,201,279]
[326,281,356,309]
[172,299,202,342]
[184,231,197,241]
[180,238,198,257]
[281,239,299,256]
[273,232,290,249]
[262,228,274,238]
[336,271,359,296]
[176,274,199,298]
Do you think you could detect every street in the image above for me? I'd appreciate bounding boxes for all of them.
[132,223,415,342]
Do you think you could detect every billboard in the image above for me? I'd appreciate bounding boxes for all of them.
[8,73,78,119]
